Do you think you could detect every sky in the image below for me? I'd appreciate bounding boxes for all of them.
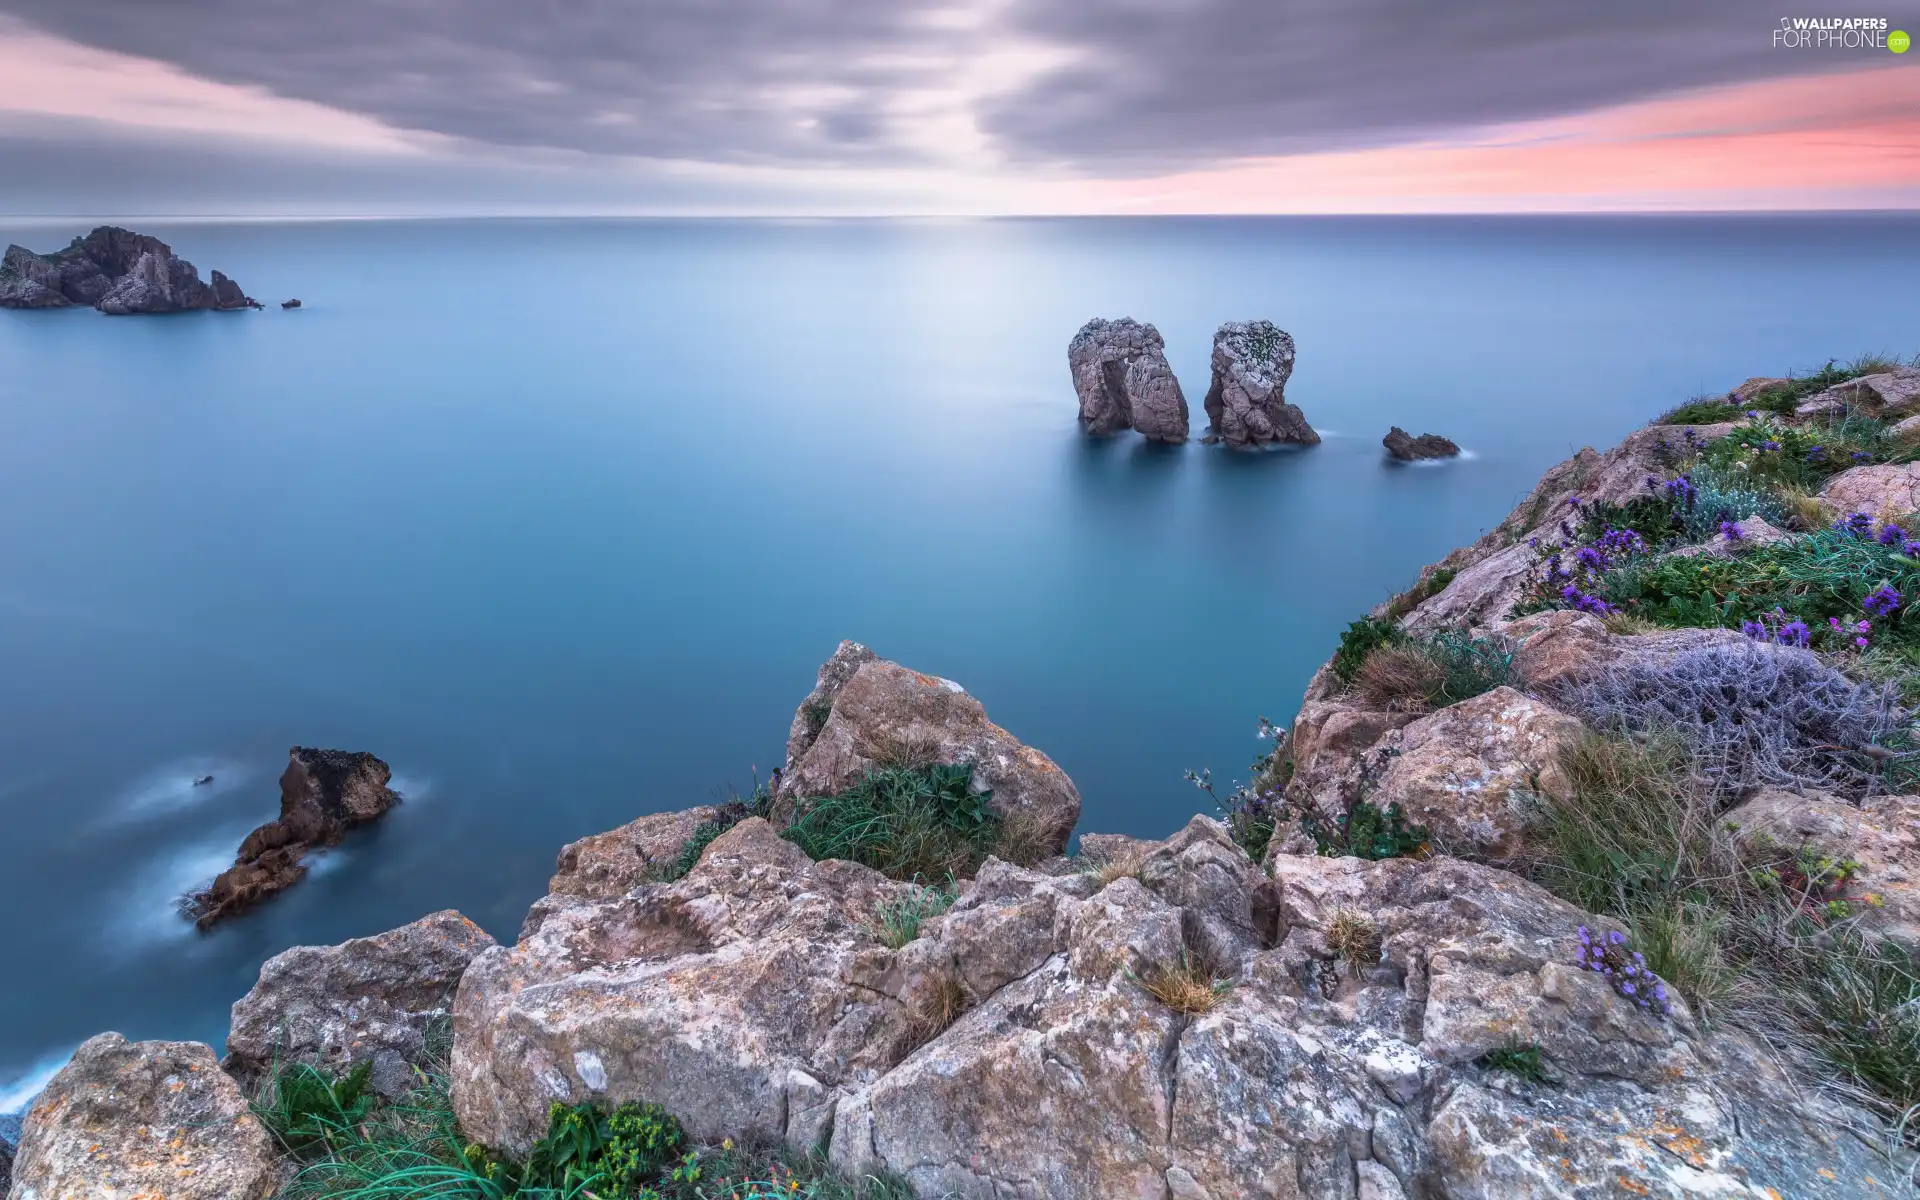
[0,2,1916,216]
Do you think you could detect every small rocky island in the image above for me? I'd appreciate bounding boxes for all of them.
[0,226,259,314]
[1204,319,1318,447]
[1068,317,1189,442]
[1383,426,1461,460]
[184,747,400,928]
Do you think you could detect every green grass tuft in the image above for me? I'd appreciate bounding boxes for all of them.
[1477,1043,1551,1084]
[867,878,958,949]
[782,762,1002,882]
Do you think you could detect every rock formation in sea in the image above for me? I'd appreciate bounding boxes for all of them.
[185,747,400,928]
[1203,319,1318,447]
[282,298,302,309]
[1382,426,1461,460]
[1067,317,1189,442]
[0,226,259,314]
[15,366,1920,1198]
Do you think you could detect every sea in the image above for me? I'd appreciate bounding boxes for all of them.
[2,212,1915,1112]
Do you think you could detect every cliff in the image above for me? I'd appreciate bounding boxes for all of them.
[0,226,259,314]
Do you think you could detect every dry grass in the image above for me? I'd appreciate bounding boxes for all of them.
[1325,908,1383,970]
[1081,846,1145,889]
[897,970,968,1061]
[1351,645,1446,711]
[992,808,1057,868]
[1601,610,1661,636]
[1137,953,1231,1015]
[1779,485,1829,532]
[858,726,943,771]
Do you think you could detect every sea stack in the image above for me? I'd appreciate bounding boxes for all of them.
[0,226,257,313]
[185,747,400,928]
[1383,427,1461,460]
[1067,317,1189,443]
[1204,320,1317,447]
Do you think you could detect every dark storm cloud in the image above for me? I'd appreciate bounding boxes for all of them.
[0,0,1898,171]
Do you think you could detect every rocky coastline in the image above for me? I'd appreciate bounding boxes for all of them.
[0,226,259,314]
[9,361,1920,1199]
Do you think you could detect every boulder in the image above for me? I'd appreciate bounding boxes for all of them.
[774,642,1080,857]
[1893,413,1920,441]
[1066,318,1189,442]
[521,803,724,938]
[1398,540,1537,637]
[186,747,401,928]
[1365,686,1583,860]
[1382,427,1460,461]
[0,226,255,314]
[1503,609,1615,690]
[227,909,497,1097]
[1731,376,1791,401]
[282,298,302,310]
[1203,320,1317,447]
[8,1033,276,1200]
[1666,514,1794,559]
[1831,368,1920,416]
[1723,789,1920,949]
[1820,461,1920,521]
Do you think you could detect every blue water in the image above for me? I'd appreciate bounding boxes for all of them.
[1,214,1915,1105]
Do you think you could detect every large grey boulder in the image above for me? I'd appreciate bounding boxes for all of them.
[774,641,1081,857]
[1067,318,1189,442]
[0,226,256,313]
[7,1033,276,1200]
[1383,427,1460,461]
[521,803,725,938]
[1204,320,1318,447]
[227,909,497,1097]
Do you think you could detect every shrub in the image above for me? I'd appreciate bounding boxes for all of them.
[1575,926,1673,1016]
[1786,931,1920,1116]
[1382,565,1458,620]
[1660,397,1739,425]
[1185,717,1290,862]
[1333,617,1401,682]
[1351,644,1444,710]
[1303,798,1428,862]
[866,879,957,949]
[1676,463,1791,541]
[1557,641,1913,799]
[1349,630,1515,712]
[783,763,1001,882]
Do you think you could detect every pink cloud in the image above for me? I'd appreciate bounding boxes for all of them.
[1051,63,1920,213]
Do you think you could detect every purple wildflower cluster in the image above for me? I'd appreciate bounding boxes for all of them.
[1531,498,1647,615]
[1663,475,1698,510]
[1864,585,1903,618]
[1576,927,1670,1016]
[1719,519,1745,542]
[1807,444,1829,465]
[1836,512,1920,557]
[1742,608,1812,648]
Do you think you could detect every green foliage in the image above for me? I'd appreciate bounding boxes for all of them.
[1418,629,1518,706]
[1476,1044,1550,1084]
[1332,616,1402,682]
[519,1103,612,1193]
[258,1060,376,1159]
[783,763,1001,882]
[1787,931,1920,1114]
[1676,464,1792,541]
[867,878,958,949]
[1660,397,1740,425]
[1383,566,1458,620]
[1304,799,1428,862]
[652,780,777,882]
[598,1103,689,1195]
[1597,528,1920,648]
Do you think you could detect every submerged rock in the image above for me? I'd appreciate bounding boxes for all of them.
[8,1033,276,1200]
[1066,317,1189,442]
[773,641,1081,857]
[0,226,257,314]
[1382,427,1460,461]
[227,909,497,1097]
[186,747,400,928]
[1204,320,1317,447]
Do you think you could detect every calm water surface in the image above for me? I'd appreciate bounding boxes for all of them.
[2,214,1916,1105]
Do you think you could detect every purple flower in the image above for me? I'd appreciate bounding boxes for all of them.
[1853,450,1873,462]
[1864,586,1902,617]
[1742,619,1767,640]
[1720,520,1745,542]
[1880,524,1909,547]
[1903,541,1920,559]
[1560,585,1613,615]
[1778,620,1810,647]
[1762,440,1781,452]
[1745,409,1761,419]
[1664,476,1698,509]
[1856,637,1870,648]
[1838,512,1874,538]
[1807,445,1829,463]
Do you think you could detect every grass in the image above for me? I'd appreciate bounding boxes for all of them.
[1381,566,1458,621]
[866,879,957,949]
[782,762,1004,882]
[1081,847,1145,889]
[1348,628,1517,712]
[1135,952,1232,1015]
[898,969,969,1060]
[260,1054,914,1200]
[1324,908,1381,970]
[1476,1044,1551,1085]
[1661,358,1902,425]
[1524,729,1920,1130]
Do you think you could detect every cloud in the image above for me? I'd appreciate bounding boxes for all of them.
[0,0,1902,173]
